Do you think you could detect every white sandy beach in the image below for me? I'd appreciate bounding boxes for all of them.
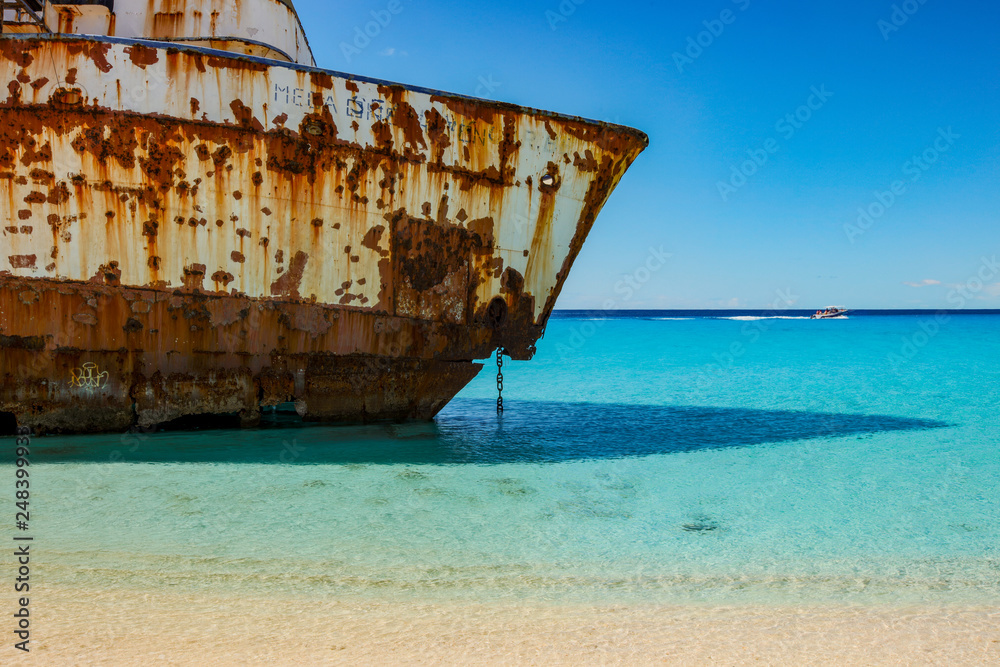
[10,588,999,665]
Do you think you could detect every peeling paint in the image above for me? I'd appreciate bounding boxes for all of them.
[0,34,646,433]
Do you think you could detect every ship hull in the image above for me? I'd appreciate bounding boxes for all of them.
[0,35,646,433]
[1,274,485,432]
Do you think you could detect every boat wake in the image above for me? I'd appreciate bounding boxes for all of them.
[717,316,812,321]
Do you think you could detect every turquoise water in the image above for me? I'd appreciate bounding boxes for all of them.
[11,314,1000,606]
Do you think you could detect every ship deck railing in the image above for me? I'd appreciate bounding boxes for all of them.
[2,0,50,33]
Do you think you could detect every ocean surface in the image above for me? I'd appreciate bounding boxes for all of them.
[7,311,1000,613]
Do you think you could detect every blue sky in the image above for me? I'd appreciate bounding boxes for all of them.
[295,0,999,309]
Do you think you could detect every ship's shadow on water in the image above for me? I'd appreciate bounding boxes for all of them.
[11,399,950,465]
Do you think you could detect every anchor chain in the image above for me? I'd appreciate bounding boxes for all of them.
[496,347,504,414]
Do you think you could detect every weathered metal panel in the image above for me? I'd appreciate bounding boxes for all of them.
[2,37,644,317]
[0,34,646,433]
[43,4,113,36]
[11,0,314,64]
[112,0,315,65]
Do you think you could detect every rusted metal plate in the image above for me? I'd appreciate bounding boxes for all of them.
[117,0,314,66]
[0,34,646,433]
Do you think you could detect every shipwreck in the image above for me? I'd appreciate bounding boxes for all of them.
[0,0,646,434]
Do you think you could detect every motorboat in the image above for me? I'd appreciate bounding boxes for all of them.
[811,307,849,320]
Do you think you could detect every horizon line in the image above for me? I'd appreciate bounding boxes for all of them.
[551,308,1000,312]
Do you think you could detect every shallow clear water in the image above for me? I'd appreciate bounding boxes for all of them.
[10,314,1000,607]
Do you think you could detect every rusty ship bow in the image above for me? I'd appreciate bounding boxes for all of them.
[0,0,647,434]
